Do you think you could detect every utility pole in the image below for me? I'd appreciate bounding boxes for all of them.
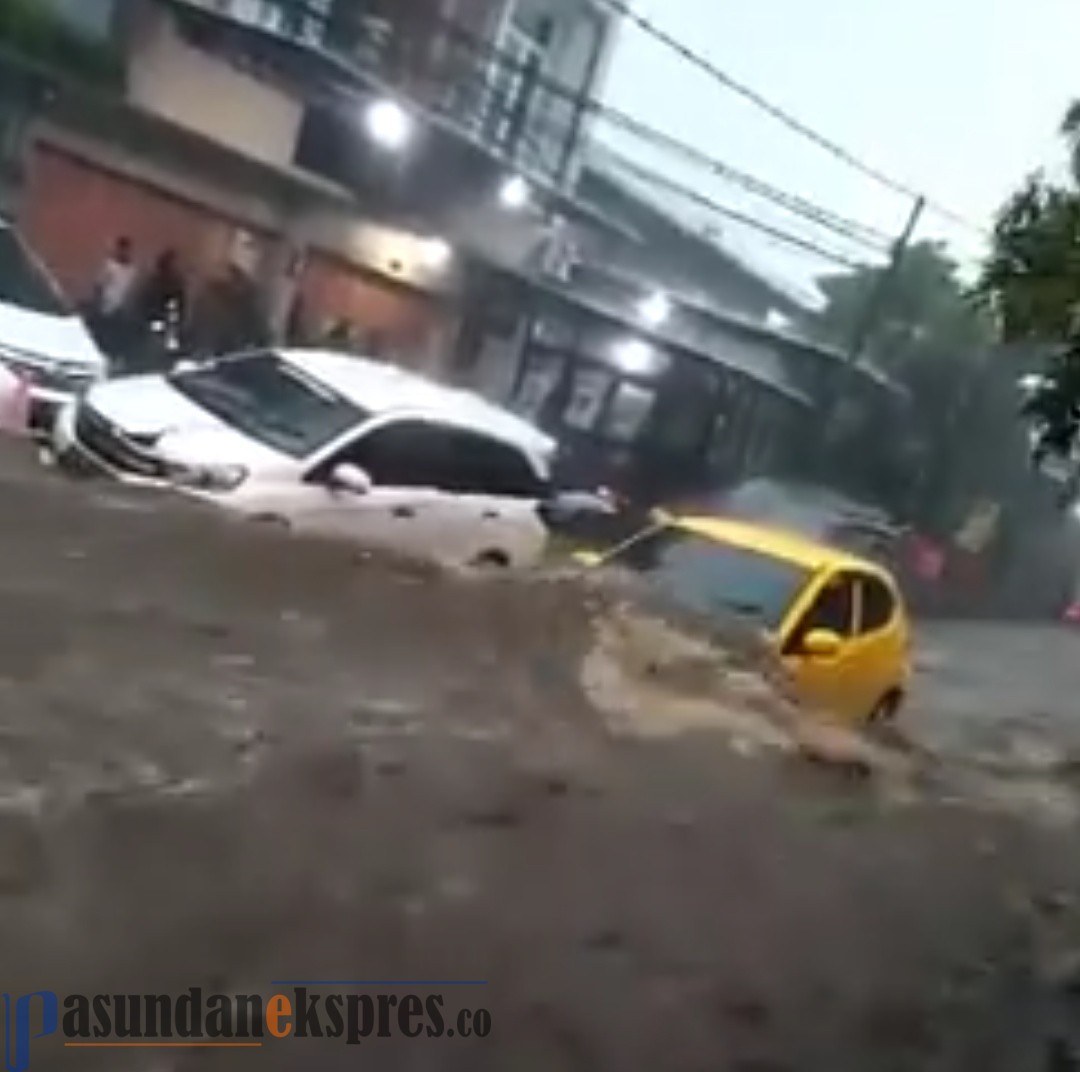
[817,195,925,482]
[846,195,926,369]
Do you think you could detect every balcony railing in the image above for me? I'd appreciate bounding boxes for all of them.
[202,0,603,187]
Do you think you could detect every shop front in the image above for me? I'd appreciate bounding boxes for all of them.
[454,269,813,504]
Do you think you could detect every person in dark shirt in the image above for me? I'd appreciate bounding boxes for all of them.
[189,263,270,358]
[138,249,186,328]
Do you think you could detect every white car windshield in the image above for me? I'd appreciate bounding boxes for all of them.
[169,352,368,458]
[609,526,812,632]
[0,228,70,317]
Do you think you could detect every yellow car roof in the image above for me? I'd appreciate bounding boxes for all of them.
[667,513,887,575]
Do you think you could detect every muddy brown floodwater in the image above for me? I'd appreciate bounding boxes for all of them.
[3,441,1080,1071]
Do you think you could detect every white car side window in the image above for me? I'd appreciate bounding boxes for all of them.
[318,422,545,499]
[323,420,453,489]
[446,433,547,499]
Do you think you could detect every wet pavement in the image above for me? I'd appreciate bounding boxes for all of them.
[912,621,1080,764]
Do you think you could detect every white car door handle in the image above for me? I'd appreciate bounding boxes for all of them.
[392,505,415,519]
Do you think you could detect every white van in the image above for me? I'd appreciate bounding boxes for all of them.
[0,221,107,432]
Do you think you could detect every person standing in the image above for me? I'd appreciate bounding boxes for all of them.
[138,249,186,327]
[88,236,139,361]
[134,250,188,370]
[189,262,270,359]
[92,237,138,318]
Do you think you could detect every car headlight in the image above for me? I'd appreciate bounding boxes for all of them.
[1,356,98,392]
[171,464,248,492]
[59,363,99,384]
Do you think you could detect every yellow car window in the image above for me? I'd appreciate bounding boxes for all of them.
[606,526,812,632]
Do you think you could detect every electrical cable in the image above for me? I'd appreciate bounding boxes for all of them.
[594,0,988,237]
[248,0,902,251]
[596,149,882,270]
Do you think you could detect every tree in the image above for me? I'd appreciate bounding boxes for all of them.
[975,105,1080,470]
[816,242,993,525]
[1062,100,1080,184]
[0,0,122,86]
[819,242,990,372]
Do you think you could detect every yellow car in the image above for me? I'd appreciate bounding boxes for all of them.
[577,513,912,724]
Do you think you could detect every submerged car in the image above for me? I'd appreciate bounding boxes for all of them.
[674,477,904,569]
[51,349,559,569]
[0,221,106,432]
[579,514,912,724]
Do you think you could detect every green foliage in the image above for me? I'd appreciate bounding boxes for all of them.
[816,242,994,524]
[976,178,1080,342]
[0,0,122,86]
[1024,343,1080,464]
[820,241,990,370]
[975,103,1080,467]
[817,241,992,449]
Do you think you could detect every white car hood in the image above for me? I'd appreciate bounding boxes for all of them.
[0,301,105,372]
[85,375,289,469]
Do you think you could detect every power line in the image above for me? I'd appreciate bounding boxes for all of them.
[588,108,893,252]
[258,0,898,249]
[595,0,988,236]
[598,149,882,271]
[211,0,899,255]
[515,95,892,254]
[519,107,882,270]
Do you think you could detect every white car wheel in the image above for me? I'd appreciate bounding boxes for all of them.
[251,514,291,532]
[471,550,511,569]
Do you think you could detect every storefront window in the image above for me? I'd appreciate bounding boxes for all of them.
[744,395,773,473]
[531,316,576,349]
[648,364,719,457]
[604,382,656,443]
[707,411,732,469]
[564,365,614,432]
[707,376,740,469]
[512,350,566,421]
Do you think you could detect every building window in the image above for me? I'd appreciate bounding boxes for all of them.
[513,350,566,421]
[486,25,547,150]
[226,0,330,41]
[646,363,718,457]
[706,375,740,470]
[604,382,655,444]
[563,364,614,432]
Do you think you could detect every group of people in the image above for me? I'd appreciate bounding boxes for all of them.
[84,237,272,370]
[84,237,392,370]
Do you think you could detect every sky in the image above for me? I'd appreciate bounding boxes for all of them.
[598,0,1080,300]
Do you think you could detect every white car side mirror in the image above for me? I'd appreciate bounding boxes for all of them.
[329,463,372,495]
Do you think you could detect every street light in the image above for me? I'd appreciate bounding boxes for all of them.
[612,338,653,375]
[638,291,671,328]
[499,175,531,210]
[419,237,452,270]
[364,98,414,151]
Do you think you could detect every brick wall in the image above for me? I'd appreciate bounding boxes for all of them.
[300,252,455,375]
[19,145,452,373]
[20,144,262,306]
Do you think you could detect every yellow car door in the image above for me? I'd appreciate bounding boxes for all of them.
[844,571,909,719]
[779,569,865,721]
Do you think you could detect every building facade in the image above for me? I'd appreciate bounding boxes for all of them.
[13,0,904,507]
[186,0,621,186]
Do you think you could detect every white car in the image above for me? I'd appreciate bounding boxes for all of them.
[52,349,557,569]
[0,221,106,432]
